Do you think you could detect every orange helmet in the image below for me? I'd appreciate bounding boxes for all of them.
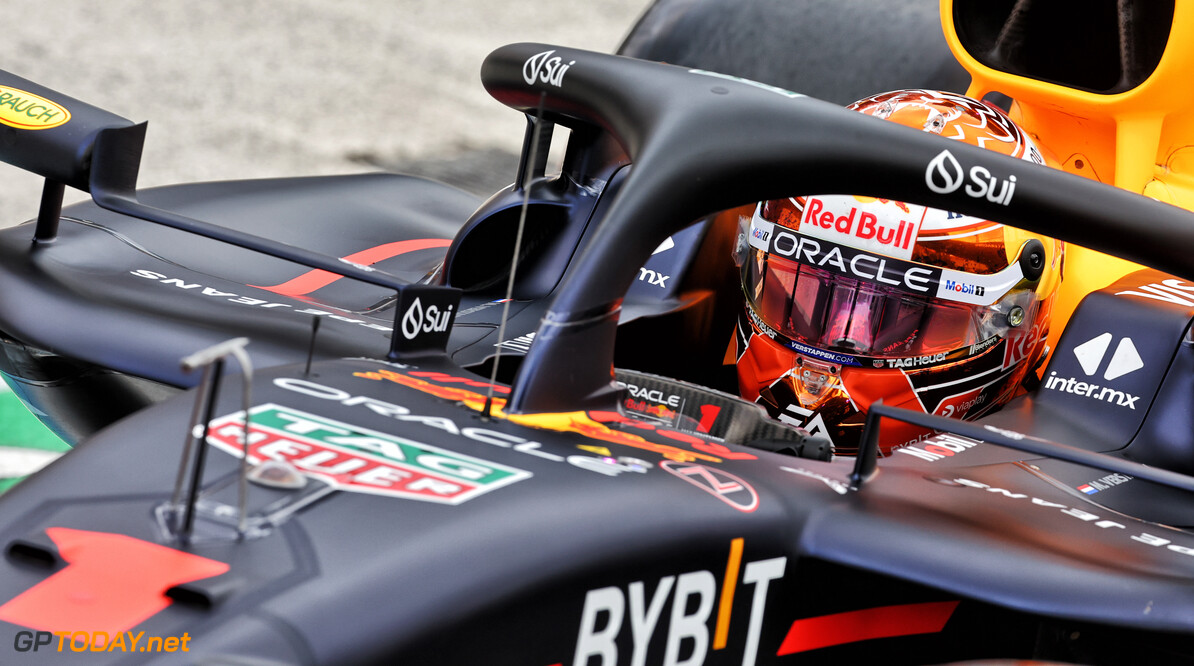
[735,89,1064,455]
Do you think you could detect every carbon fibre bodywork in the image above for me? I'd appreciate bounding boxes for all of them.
[2,29,1194,666]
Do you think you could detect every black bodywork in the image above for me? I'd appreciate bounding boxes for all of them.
[0,0,970,445]
[2,37,1194,664]
[618,0,969,105]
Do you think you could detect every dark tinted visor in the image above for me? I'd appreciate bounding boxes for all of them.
[744,252,990,358]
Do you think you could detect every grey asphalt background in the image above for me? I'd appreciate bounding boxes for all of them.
[0,0,647,226]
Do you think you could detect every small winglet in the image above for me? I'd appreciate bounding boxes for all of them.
[0,70,140,193]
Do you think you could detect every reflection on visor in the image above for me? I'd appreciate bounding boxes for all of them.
[746,257,991,358]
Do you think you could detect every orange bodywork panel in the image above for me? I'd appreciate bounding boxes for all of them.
[940,0,1194,357]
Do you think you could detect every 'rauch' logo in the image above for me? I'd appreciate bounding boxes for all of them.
[522,50,575,87]
[0,85,71,130]
[400,297,453,340]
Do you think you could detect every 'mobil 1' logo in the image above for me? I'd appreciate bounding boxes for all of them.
[0,85,71,130]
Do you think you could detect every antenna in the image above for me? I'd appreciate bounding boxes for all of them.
[304,316,321,377]
[485,93,548,418]
[170,338,254,540]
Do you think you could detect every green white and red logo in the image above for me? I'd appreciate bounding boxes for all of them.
[206,404,530,504]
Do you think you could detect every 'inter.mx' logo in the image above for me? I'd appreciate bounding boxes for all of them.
[1072,333,1143,380]
[1043,333,1143,409]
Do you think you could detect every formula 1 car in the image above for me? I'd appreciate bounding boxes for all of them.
[0,0,970,447]
[4,2,1194,665]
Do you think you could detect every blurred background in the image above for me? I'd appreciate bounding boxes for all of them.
[0,0,647,225]
[0,0,646,481]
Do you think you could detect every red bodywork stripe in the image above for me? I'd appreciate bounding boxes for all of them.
[252,238,452,297]
[777,601,960,655]
[0,528,229,634]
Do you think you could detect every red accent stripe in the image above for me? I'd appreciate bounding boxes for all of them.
[777,601,960,655]
[0,528,229,634]
[251,238,451,297]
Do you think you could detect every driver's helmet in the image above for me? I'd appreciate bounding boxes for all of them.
[734,89,1063,455]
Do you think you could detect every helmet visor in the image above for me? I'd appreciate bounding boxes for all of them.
[745,257,987,358]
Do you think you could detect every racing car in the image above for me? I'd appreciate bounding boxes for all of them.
[0,0,1178,449]
[0,0,970,447]
[4,1,1194,664]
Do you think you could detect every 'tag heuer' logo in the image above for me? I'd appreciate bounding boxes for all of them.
[206,404,530,503]
[0,85,71,130]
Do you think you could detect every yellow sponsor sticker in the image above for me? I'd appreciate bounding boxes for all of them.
[0,85,71,130]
